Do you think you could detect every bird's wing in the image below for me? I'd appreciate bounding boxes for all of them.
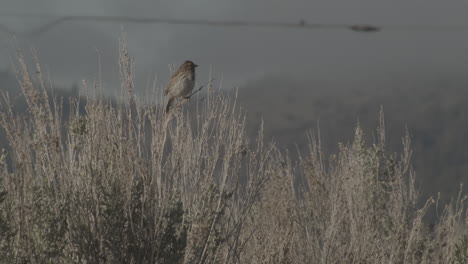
[164,71,179,95]
[164,74,174,95]
[164,84,170,95]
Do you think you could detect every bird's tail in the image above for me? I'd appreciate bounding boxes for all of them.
[165,97,174,113]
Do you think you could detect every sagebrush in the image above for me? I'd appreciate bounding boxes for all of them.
[0,38,466,264]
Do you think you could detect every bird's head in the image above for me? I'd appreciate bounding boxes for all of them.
[182,60,198,70]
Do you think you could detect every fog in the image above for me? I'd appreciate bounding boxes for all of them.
[0,0,467,206]
[1,0,468,94]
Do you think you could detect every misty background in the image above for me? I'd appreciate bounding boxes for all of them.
[0,0,468,210]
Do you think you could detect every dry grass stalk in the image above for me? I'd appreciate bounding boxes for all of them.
[0,37,465,263]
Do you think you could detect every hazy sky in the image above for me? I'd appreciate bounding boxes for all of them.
[1,0,468,94]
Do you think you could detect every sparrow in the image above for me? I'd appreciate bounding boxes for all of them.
[164,60,198,113]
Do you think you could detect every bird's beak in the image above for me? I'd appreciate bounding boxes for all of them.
[194,64,199,68]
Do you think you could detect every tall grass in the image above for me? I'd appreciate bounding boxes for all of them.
[0,38,466,263]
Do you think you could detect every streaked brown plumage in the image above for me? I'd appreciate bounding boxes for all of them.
[164,60,198,113]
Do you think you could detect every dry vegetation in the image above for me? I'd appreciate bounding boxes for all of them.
[0,37,466,263]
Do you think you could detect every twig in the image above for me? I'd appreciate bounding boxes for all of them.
[184,78,215,99]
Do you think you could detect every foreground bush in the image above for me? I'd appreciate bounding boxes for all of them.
[0,40,466,263]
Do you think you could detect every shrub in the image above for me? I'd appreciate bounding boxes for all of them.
[0,37,465,263]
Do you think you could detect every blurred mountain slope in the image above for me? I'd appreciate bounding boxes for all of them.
[237,73,468,203]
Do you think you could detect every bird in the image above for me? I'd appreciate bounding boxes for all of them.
[164,60,198,113]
